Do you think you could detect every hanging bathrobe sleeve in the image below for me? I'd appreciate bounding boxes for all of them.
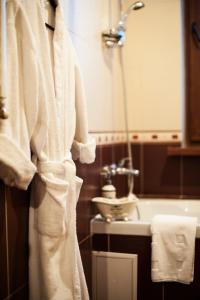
[71,60,96,164]
[0,1,47,190]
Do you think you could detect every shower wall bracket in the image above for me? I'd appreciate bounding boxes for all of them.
[102,29,125,48]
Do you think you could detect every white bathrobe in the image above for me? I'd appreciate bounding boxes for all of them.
[25,1,95,299]
[1,1,96,299]
[0,0,48,189]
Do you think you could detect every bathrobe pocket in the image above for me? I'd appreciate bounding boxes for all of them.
[33,173,69,237]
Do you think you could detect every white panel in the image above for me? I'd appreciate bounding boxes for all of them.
[92,251,137,300]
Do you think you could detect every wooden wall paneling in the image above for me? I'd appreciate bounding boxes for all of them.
[185,0,200,142]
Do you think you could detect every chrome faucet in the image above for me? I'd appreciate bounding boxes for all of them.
[101,158,139,178]
[101,157,140,199]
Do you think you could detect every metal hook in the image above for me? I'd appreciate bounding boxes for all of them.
[0,97,8,119]
[192,22,200,43]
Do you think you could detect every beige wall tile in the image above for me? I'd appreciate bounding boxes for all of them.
[62,0,182,134]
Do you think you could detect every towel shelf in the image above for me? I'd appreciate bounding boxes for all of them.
[168,146,200,156]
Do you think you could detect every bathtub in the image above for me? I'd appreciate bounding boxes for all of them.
[91,198,200,238]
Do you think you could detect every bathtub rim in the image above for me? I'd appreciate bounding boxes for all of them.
[91,215,200,238]
[91,198,200,238]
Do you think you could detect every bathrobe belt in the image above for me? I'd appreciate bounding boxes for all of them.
[36,152,73,176]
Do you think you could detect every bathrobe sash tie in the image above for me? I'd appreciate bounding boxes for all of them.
[37,152,72,175]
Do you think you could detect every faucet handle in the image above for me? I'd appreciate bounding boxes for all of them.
[100,165,110,176]
[100,164,117,177]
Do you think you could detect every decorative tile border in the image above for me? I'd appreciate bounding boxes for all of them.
[90,131,182,145]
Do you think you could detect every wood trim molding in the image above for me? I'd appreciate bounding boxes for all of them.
[168,146,200,156]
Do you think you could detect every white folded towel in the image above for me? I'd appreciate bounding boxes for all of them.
[151,214,197,284]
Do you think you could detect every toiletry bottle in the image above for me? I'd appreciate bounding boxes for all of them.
[101,179,116,199]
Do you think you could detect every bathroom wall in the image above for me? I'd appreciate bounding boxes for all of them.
[0,184,30,299]
[63,0,126,132]
[63,0,182,137]
[0,1,196,300]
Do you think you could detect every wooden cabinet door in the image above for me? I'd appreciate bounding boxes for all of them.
[185,0,200,142]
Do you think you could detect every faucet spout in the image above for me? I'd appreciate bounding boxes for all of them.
[101,162,139,177]
[116,167,139,176]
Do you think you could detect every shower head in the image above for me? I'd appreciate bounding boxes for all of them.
[117,1,145,30]
[131,1,145,10]
[102,1,145,47]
